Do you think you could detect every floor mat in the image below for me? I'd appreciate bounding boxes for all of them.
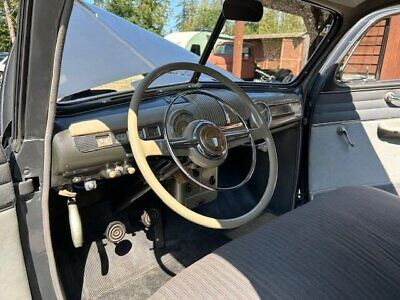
[96,259,180,300]
[52,182,261,299]
[55,221,229,300]
[80,230,183,299]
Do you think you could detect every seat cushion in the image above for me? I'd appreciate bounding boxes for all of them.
[152,186,400,299]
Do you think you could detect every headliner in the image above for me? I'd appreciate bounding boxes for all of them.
[311,0,400,14]
[321,0,366,8]
[299,0,400,36]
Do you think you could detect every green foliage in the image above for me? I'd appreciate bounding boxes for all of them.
[177,0,224,32]
[0,20,10,51]
[98,0,170,35]
[0,0,308,51]
[175,2,305,36]
[0,0,18,51]
[174,1,305,37]
[244,9,306,35]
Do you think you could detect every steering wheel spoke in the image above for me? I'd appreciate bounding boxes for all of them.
[141,137,197,157]
[170,136,198,148]
[169,136,198,156]
[141,139,169,157]
[251,126,268,142]
[223,126,267,149]
[224,127,249,149]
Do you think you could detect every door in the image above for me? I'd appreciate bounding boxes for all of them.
[0,0,68,298]
[309,8,400,198]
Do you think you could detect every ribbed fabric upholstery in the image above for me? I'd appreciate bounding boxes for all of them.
[152,186,400,299]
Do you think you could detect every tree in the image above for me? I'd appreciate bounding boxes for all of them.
[3,0,15,42]
[176,0,196,31]
[260,0,327,41]
[0,18,10,50]
[174,0,306,36]
[177,0,225,32]
[136,0,170,34]
[0,0,18,51]
[244,9,306,35]
[98,0,170,35]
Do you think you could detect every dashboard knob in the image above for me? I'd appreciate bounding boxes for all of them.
[126,165,136,175]
[107,169,117,179]
[115,166,124,176]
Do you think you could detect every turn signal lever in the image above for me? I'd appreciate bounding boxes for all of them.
[337,125,355,147]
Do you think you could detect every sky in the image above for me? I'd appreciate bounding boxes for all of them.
[165,0,181,33]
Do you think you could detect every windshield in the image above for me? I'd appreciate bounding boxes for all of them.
[59,1,235,100]
[59,0,333,101]
[0,54,7,61]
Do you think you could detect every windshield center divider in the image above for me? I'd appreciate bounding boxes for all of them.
[190,13,226,83]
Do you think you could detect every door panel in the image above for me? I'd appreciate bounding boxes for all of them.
[313,89,400,124]
[310,114,400,196]
[310,87,400,196]
[0,148,31,299]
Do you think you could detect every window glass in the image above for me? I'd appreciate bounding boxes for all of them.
[59,0,333,100]
[338,15,400,83]
[211,2,333,83]
[60,0,224,99]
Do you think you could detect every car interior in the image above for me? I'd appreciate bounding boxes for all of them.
[2,0,400,299]
[42,1,308,298]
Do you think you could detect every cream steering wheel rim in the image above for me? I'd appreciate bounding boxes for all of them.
[128,62,278,229]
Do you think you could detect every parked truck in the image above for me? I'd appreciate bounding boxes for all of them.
[208,41,255,80]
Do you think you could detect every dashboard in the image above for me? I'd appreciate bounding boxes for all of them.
[52,88,302,190]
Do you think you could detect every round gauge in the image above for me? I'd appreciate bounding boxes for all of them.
[172,112,194,136]
[255,102,272,126]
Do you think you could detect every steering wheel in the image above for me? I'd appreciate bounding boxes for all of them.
[128,62,278,229]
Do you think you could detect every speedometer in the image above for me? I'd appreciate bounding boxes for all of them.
[255,102,272,126]
[172,112,194,136]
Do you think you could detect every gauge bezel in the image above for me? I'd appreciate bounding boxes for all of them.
[254,101,272,127]
[170,110,195,137]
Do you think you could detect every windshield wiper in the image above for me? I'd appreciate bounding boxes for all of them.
[190,13,226,83]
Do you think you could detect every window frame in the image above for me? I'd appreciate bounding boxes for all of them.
[335,11,400,90]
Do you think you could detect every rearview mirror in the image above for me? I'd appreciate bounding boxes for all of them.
[223,0,263,22]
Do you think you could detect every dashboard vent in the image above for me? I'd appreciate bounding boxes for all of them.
[74,135,98,153]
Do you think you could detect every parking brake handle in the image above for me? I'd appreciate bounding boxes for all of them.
[337,125,355,147]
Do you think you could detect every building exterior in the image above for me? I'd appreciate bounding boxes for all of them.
[343,15,400,81]
[243,32,310,75]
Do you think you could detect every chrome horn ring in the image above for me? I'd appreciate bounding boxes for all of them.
[163,89,257,191]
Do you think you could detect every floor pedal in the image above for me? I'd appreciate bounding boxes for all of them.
[104,221,126,244]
